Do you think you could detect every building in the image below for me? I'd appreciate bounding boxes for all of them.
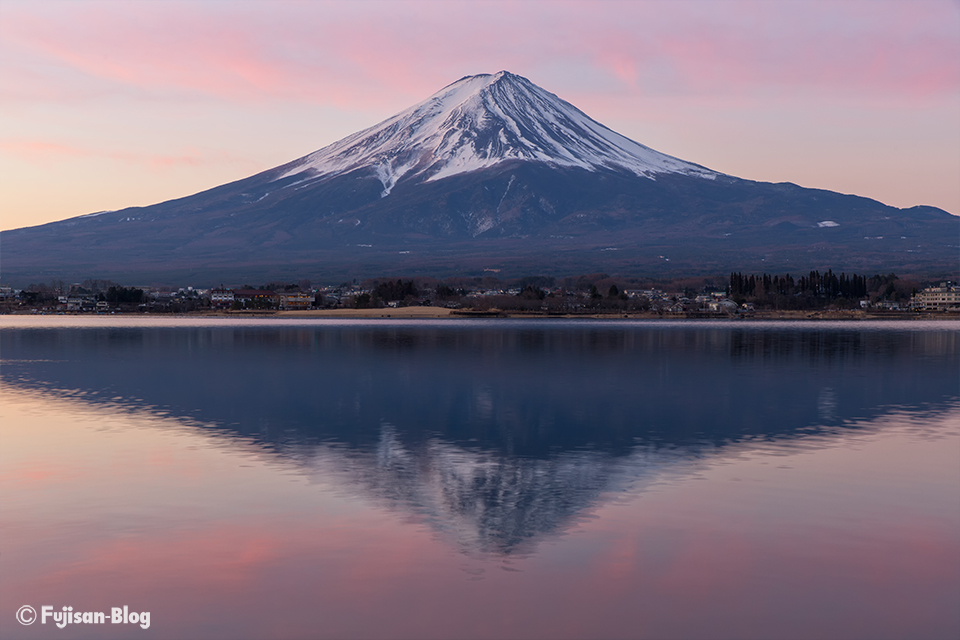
[707,298,739,314]
[625,289,662,299]
[911,283,960,311]
[232,289,279,309]
[210,288,235,308]
[278,291,313,310]
[64,296,93,311]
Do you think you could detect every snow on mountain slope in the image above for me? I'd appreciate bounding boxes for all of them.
[278,71,717,197]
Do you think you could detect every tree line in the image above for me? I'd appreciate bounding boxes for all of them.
[104,285,144,305]
[729,271,914,308]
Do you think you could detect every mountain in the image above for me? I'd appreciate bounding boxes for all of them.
[2,71,957,285]
[278,71,717,193]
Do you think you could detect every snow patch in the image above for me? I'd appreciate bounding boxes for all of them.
[496,175,515,214]
[472,217,497,236]
[376,159,417,197]
[275,71,718,190]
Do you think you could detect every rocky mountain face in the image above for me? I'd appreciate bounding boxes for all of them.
[2,71,956,285]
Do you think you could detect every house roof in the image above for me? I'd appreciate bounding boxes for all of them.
[232,289,276,297]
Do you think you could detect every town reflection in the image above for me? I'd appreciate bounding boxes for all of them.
[3,322,957,555]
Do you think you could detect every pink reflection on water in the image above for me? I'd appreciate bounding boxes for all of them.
[2,385,958,640]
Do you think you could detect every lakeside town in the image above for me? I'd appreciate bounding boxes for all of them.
[2,272,958,318]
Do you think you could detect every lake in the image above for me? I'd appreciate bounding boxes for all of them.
[2,317,958,639]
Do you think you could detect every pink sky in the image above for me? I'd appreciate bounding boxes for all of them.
[1,0,958,231]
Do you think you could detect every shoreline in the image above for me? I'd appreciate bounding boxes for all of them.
[7,308,956,321]
[253,308,959,321]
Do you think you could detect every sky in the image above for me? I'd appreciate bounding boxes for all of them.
[1,0,958,232]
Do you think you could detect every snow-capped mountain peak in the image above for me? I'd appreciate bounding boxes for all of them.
[277,71,716,196]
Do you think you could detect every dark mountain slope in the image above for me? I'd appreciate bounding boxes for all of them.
[2,71,956,284]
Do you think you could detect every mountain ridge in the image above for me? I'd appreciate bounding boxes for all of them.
[1,71,957,285]
[274,70,717,197]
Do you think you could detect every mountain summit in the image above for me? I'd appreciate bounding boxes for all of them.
[279,71,715,197]
[1,71,956,284]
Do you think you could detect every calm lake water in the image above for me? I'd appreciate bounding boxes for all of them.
[2,317,958,640]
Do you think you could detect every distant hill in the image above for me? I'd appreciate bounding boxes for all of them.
[2,71,957,285]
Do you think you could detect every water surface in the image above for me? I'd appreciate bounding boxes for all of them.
[2,318,958,639]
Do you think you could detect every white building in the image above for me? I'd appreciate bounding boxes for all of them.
[911,283,960,311]
[210,288,235,308]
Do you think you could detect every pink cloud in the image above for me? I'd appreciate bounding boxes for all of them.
[0,138,254,170]
[2,0,956,111]
[0,139,85,159]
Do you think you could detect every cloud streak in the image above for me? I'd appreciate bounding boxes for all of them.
[3,0,957,108]
[0,138,255,170]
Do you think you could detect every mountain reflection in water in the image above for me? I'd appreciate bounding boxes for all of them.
[3,320,957,556]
